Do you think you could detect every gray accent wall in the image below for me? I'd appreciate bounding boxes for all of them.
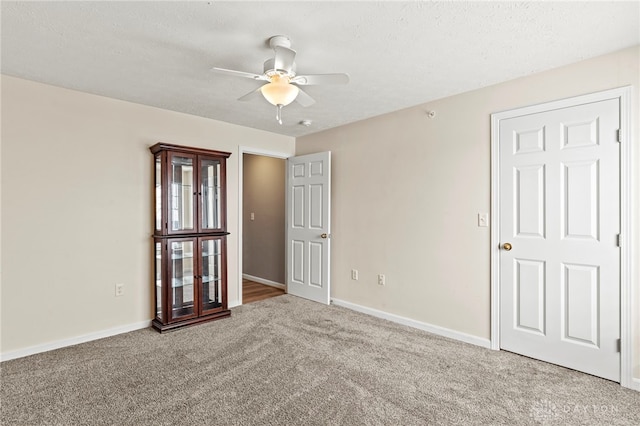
[243,154,285,284]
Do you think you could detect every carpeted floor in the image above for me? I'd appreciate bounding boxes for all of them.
[1,294,638,425]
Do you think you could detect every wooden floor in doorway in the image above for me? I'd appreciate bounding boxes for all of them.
[242,279,285,304]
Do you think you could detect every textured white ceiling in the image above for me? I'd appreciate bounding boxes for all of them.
[2,1,639,137]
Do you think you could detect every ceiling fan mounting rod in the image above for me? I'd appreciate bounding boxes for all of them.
[268,35,292,50]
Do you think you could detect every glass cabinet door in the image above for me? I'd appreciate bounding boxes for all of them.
[200,157,223,231]
[154,240,163,320]
[154,155,162,232]
[169,240,195,320]
[169,153,196,233]
[201,237,225,313]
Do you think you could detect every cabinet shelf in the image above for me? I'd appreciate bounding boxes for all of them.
[165,275,220,287]
[170,255,194,260]
[171,277,194,287]
[151,142,231,333]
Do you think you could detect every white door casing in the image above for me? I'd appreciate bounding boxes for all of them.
[286,152,331,304]
[491,87,633,386]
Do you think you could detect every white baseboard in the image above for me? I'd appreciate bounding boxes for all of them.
[629,378,640,391]
[0,320,152,362]
[331,298,492,349]
[243,274,286,290]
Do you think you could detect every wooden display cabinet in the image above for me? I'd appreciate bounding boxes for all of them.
[150,143,231,332]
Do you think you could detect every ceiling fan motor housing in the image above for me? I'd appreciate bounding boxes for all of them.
[263,58,296,78]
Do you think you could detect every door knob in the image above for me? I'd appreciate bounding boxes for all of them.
[502,242,512,251]
[320,233,328,239]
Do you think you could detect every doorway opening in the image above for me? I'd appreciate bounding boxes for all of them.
[240,151,287,304]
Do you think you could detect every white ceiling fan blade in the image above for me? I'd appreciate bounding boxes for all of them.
[291,73,350,85]
[211,67,267,81]
[294,88,316,107]
[237,86,264,102]
[273,46,296,73]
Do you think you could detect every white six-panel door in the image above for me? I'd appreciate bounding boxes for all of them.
[499,98,621,381]
[286,152,331,304]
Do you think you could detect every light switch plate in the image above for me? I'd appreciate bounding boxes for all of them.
[478,213,489,227]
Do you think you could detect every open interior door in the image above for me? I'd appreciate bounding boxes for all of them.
[285,152,331,304]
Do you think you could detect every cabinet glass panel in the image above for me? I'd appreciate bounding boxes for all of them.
[201,159,221,230]
[155,155,162,231]
[171,156,194,232]
[155,241,162,319]
[201,239,222,311]
[170,240,195,319]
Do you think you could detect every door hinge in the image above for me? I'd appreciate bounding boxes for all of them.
[617,234,621,247]
[616,338,621,353]
[616,129,621,143]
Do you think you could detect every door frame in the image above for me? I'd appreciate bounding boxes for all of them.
[237,146,291,307]
[489,86,634,388]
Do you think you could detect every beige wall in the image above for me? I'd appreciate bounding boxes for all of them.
[242,154,285,284]
[0,75,294,354]
[296,46,640,378]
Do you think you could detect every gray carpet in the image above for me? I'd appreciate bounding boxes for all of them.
[1,295,638,425]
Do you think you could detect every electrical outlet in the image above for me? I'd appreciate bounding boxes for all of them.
[378,274,385,286]
[115,283,124,297]
[351,269,359,280]
[250,212,255,221]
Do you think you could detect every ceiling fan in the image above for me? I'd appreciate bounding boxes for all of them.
[211,35,349,124]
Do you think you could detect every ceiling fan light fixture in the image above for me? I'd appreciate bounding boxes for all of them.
[260,75,299,106]
[211,35,348,125]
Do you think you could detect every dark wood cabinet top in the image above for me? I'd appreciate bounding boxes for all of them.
[150,142,232,158]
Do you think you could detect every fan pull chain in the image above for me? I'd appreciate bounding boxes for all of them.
[276,104,283,125]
